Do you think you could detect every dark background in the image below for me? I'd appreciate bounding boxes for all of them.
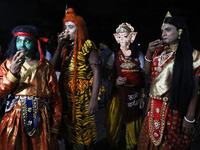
[0,0,200,55]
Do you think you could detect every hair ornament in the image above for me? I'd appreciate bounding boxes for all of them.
[162,11,172,26]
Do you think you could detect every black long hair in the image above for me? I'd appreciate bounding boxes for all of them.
[165,17,195,117]
[5,25,40,60]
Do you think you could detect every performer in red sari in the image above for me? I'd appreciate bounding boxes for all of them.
[138,12,200,150]
[0,25,62,150]
[105,23,145,150]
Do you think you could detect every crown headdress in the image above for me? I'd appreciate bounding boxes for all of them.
[162,11,172,26]
[116,22,134,33]
[165,11,172,18]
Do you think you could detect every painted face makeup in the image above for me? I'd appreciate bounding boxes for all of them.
[161,23,179,45]
[64,21,77,41]
[116,32,132,49]
[16,36,36,58]
[114,23,137,57]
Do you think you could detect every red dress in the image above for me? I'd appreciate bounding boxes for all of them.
[138,45,200,150]
[105,50,144,149]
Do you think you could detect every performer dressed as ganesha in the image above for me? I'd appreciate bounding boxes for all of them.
[105,22,145,150]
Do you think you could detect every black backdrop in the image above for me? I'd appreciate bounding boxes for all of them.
[0,0,200,55]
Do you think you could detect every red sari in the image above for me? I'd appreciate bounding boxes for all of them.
[138,45,200,150]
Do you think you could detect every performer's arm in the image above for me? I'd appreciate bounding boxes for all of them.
[50,48,62,69]
[0,51,25,98]
[48,66,62,134]
[144,39,163,74]
[182,77,199,134]
[88,49,100,114]
[51,31,68,69]
[0,68,19,98]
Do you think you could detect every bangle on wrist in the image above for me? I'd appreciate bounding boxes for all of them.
[146,53,152,59]
[184,116,195,123]
[145,56,152,62]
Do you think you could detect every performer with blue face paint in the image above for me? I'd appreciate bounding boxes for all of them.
[0,25,62,150]
[15,35,36,58]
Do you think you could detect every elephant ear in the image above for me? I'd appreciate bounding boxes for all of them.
[113,33,120,43]
[130,32,137,43]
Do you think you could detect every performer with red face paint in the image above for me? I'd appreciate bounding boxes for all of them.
[0,25,62,150]
[105,22,145,150]
[138,12,200,150]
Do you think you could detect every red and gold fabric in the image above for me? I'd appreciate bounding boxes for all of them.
[60,39,97,147]
[116,50,143,123]
[0,59,62,150]
[118,50,142,87]
[138,108,192,150]
[138,45,200,150]
[105,50,143,149]
[147,95,170,146]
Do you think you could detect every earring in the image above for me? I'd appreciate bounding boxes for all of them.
[178,29,182,39]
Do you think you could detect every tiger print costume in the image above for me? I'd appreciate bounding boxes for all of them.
[60,40,97,148]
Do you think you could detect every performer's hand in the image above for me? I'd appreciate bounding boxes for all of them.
[10,50,25,76]
[147,39,163,56]
[51,134,59,150]
[182,117,195,135]
[88,99,98,115]
[139,98,145,109]
[57,31,69,50]
[116,77,127,86]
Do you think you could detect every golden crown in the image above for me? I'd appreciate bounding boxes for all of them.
[162,11,172,26]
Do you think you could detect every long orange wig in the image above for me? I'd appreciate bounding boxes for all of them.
[63,8,88,122]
